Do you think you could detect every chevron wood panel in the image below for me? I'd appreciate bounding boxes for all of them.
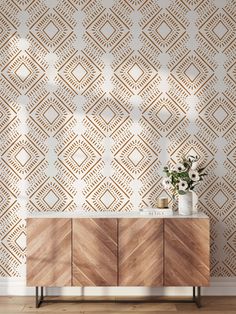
[27,218,72,287]
[119,218,163,286]
[73,218,117,286]
[164,218,210,286]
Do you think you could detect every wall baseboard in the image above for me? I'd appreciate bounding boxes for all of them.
[0,277,236,296]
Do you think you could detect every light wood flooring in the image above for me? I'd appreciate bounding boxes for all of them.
[0,296,236,314]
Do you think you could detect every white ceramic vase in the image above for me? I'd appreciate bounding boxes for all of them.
[192,190,198,213]
[178,191,193,215]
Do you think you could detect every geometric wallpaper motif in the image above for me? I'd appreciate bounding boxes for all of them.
[0,0,235,279]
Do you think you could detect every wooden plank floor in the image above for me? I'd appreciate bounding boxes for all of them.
[0,296,236,314]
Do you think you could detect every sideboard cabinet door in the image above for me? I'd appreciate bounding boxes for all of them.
[27,218,72,287]
[118,218,163,286]
[164,218,210,286]
[72,218,118,286]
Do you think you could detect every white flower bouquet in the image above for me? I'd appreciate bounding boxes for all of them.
[162,156,207,196]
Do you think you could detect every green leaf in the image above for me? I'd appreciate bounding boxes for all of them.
[179,171,188,177]
[178,190,187,195]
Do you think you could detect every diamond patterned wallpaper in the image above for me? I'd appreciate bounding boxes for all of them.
[0,0,235,278]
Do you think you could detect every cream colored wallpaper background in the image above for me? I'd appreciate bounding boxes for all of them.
[0,0,235,278]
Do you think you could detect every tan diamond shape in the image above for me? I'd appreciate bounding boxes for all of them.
[100,21,115,40]
[59,138,100,176]
[213,21,228,39]
[43,105,59,124]
[15,63,31,82]
[143,11,184,50]
[72,148,88,167]
[87,12,128,49]
[157,21,172,39]
[86,179,129,212]
[2,54,44,93]
[128,63,144,82]
[15,148,31,167]
[100,105,115,124]
[43,190,60,208]
[30,179,73,212]
[32,95,72,135]
[184,63,200,82]
[2,136,44,178]
[59,54,100,92]
[100,190,115,208]
[157,105,172,124]
[202,179,235,220]
[15,231,27,251]
[87,96,128,134]
[115,137,157,177]
[213,190,228,208]
[144,96,185,134]
[200,96,235,134]
[43,21,59,40]
[30,12,72,49]
[72,63,88,82]
[116,54,156,93]
[172,54,213,92]
[213,106,228,124]
[128,148,144,166]
[200,12,235,49]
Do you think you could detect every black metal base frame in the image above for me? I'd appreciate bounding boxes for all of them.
[36,286,201,308]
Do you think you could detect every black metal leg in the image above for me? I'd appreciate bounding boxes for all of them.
[36,286,43,308]
[35,286,202,308]
[41,287,44,301]
[196,286,201,308]
[193,286,195,300]
[36,287,39,308]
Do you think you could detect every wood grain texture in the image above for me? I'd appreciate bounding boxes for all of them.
[118,218,163,286]
[164,218,210,286]
[27,218,72,287]
[73,218,118,286]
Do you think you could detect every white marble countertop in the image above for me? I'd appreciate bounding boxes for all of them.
[25,210,208,219]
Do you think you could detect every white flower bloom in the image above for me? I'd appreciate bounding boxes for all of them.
[162,178,172,189]
[189,170,200,181]
[188,155,198,162]
[178,180,188,191]
[188,155,199,170]
[191,161,198,170]
[174,163,185,173]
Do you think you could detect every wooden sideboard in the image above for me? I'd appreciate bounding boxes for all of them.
[27,215,209,307]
